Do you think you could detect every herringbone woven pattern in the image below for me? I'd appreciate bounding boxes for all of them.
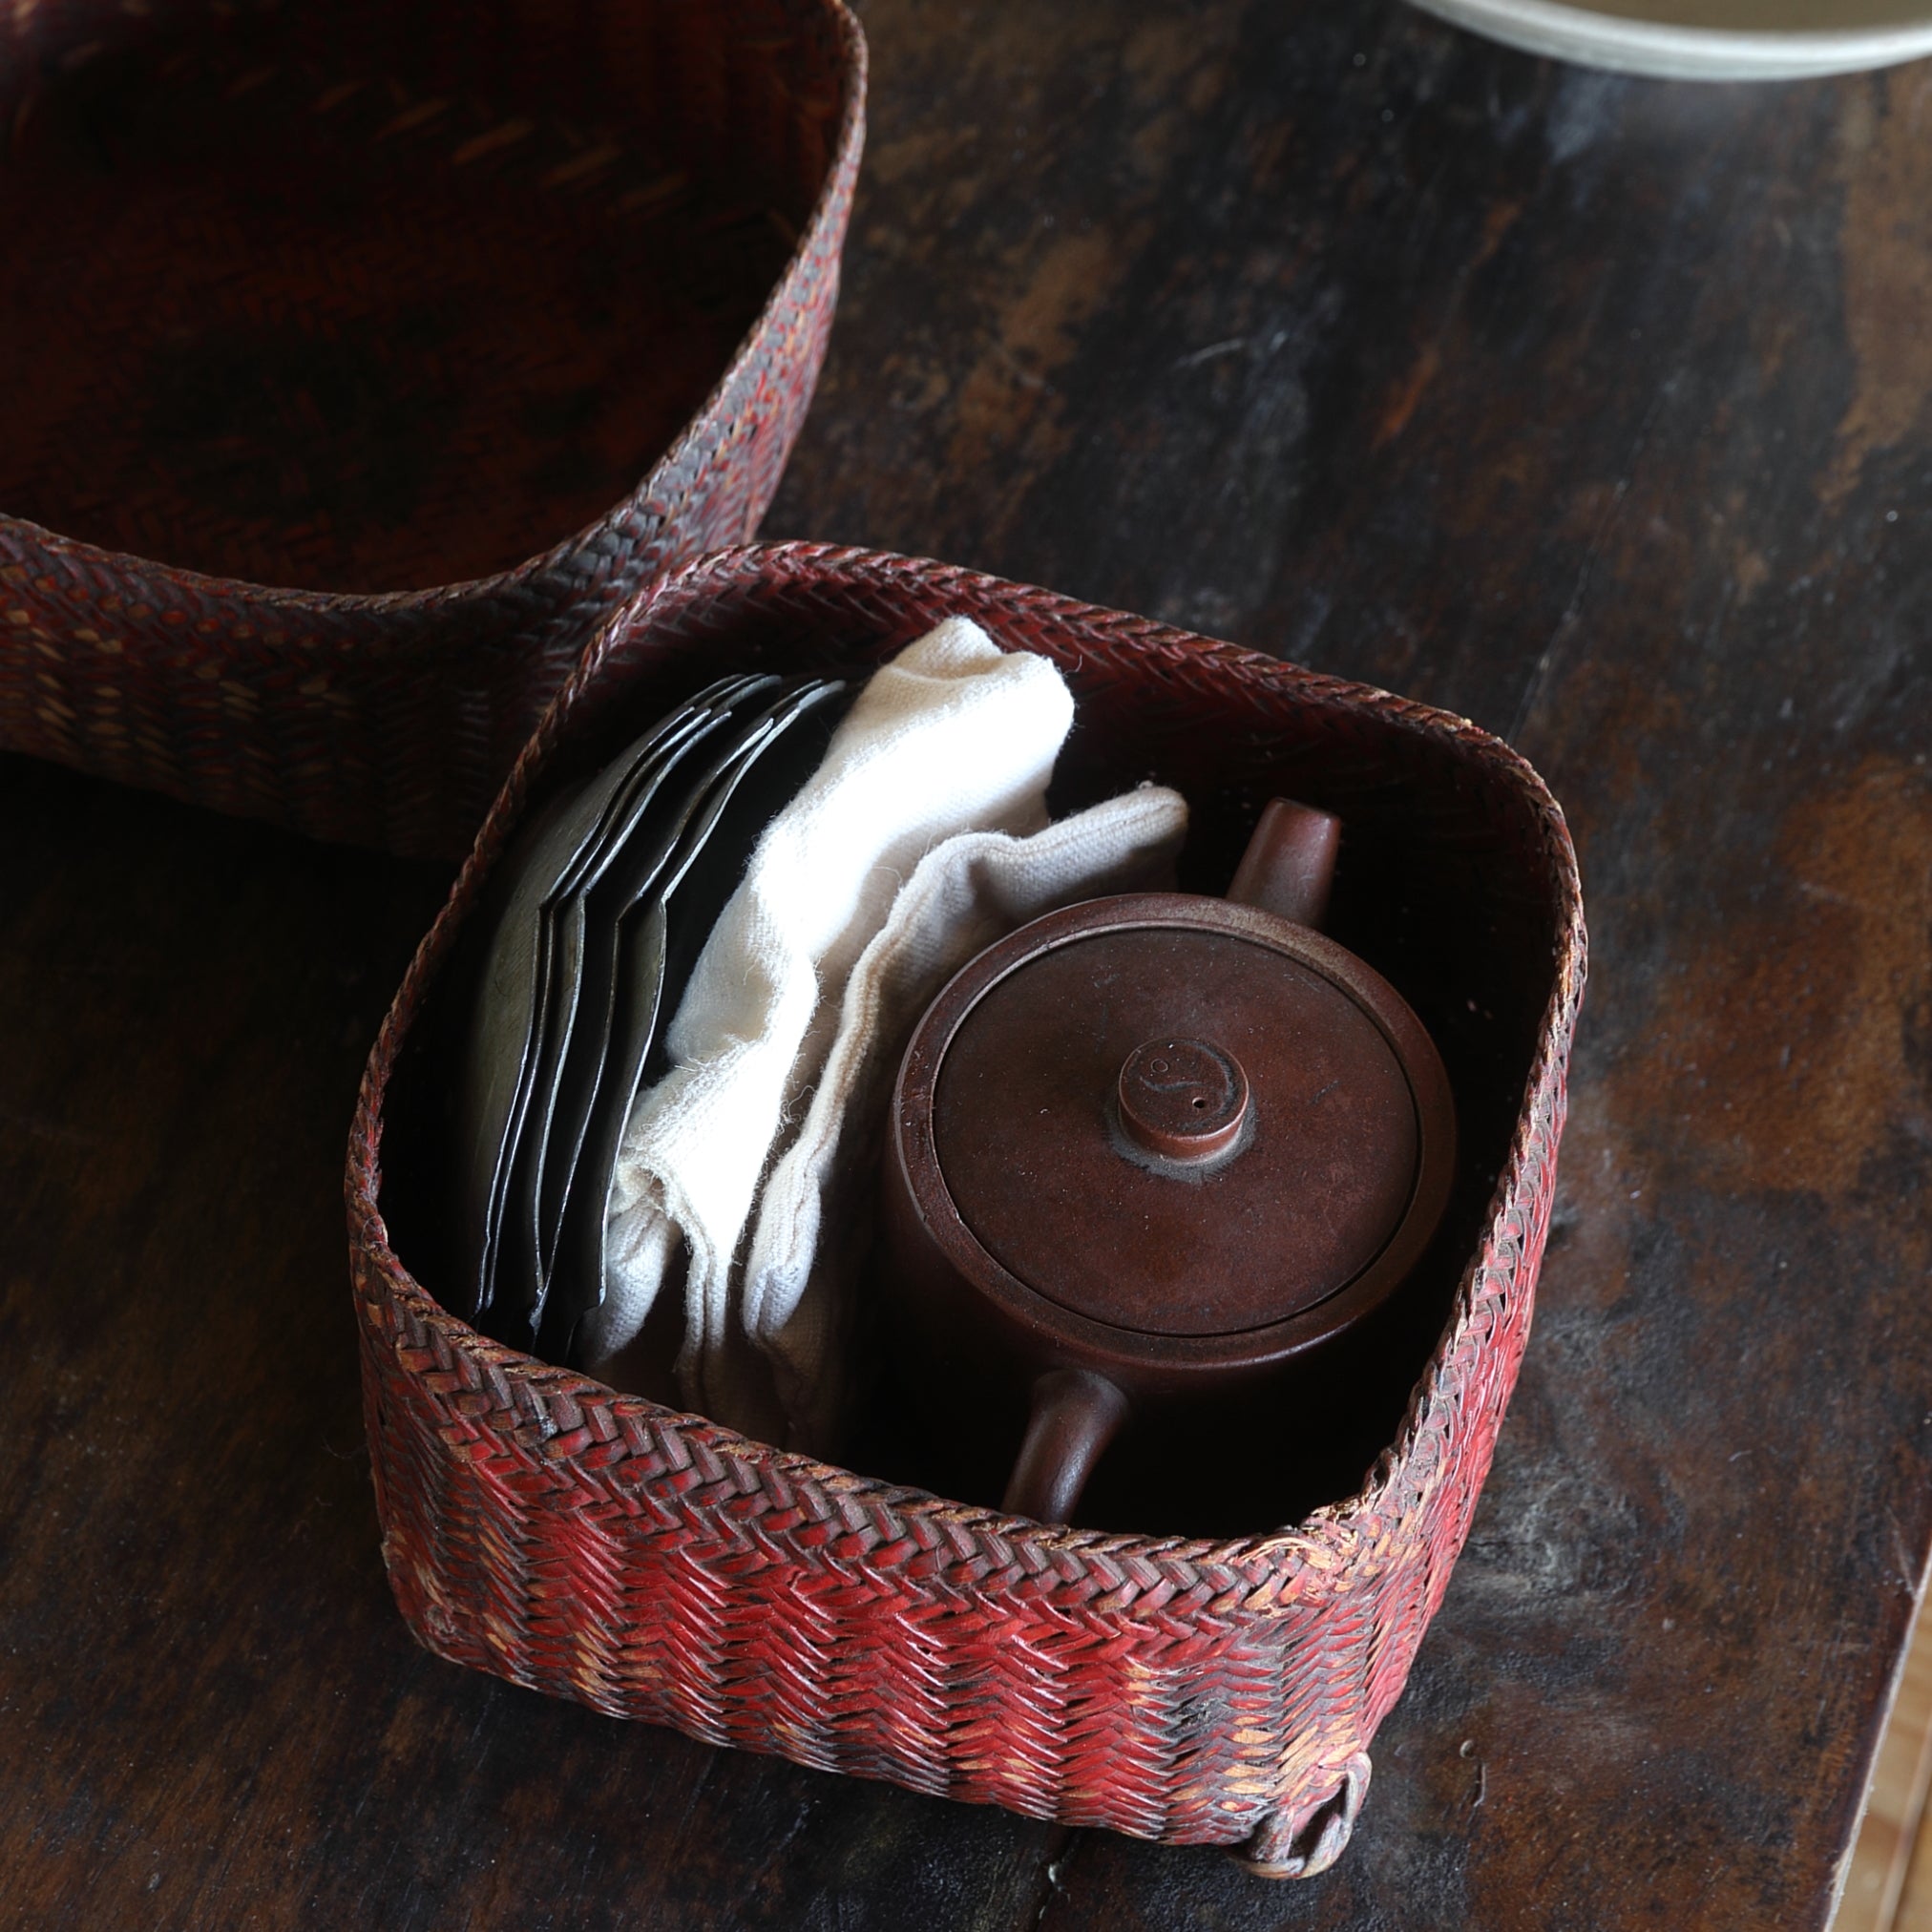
[0,0,864,857]
[347,545,1586,1877]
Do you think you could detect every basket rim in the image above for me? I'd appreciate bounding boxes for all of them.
[0,0,868,620]
[346,540,1587,1600]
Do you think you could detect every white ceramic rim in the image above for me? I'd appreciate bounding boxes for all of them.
[1408,0,1932,77]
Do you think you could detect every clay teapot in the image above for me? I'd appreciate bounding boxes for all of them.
[881,799,1457,1523]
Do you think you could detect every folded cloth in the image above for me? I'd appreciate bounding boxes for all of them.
[581,619,1073,1405]
[743,785,1188,1452]
[583,615,1189,1447]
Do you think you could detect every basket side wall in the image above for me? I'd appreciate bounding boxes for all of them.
[355,1250,1390,1844]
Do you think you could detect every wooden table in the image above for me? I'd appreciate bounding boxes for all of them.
[6,3,1930,1924]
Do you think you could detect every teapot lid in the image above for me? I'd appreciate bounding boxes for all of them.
[919,892,1454,1348]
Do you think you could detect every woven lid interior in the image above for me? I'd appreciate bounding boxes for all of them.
[0,0,841,594]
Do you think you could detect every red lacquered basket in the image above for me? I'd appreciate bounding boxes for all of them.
[0,0,864,858]
[346,544,1586,1877]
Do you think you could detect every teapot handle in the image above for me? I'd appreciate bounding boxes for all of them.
[1001,1369,1131,1524]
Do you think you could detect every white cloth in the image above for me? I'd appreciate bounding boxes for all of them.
[581,618,1072,1399]
[743,786,1188,1451]
[581,616,1187,1450]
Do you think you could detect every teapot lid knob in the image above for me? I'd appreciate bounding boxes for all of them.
[1115,1036,1250,1166]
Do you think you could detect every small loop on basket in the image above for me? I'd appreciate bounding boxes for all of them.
[1233,1752,1373,1880]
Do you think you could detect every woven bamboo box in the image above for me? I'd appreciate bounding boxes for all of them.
[347,542,1586,1877]
[0,0,864,859]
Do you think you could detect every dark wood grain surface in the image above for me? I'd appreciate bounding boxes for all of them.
[5,2,1930,1925]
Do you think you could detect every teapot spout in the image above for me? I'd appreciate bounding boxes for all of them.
[1226,798,1341,930]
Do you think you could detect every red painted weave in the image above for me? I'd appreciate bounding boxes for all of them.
[0,0,864,858]
[346,544,1586,1877]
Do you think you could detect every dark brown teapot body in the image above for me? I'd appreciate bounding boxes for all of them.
[882,802,1457,1523]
